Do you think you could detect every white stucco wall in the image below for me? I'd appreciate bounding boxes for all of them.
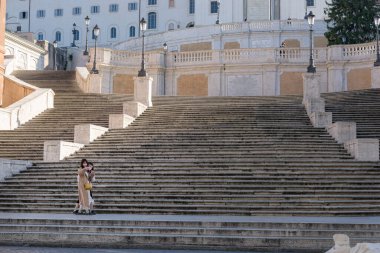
[4,31,47,73]
[6,0,330,48]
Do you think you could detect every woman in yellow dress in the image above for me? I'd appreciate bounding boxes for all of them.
[73,159,91,214]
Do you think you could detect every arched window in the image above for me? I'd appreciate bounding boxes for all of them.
[55,31,62,42]
[37,32,44,40]
[74,30,80,41]
[129,26,136,37]
[168,23,174,31]
[110,27,117,38]
[148,12,157,29]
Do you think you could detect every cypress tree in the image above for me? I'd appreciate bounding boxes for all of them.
[324,0,380,45]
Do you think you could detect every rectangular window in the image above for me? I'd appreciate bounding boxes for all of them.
[74,30,79,40]
[54,9,63,17]
[306,0,315,7]
[128,2,138,11]
[169,0,175,8]
[91,5,100,14]
[210,1,218,14]
[72,7,81,15]
[189,0,195,14]
[109,4,119,12]
[37,33,44,40]
[36,10,45,18]
[148,0,157,5]
[19,11,28,19]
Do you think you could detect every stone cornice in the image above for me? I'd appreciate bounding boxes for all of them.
[5,31,47,55]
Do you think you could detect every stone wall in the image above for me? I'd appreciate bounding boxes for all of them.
[2,76,34,107]
[315,36,328,48]
[224,42,241,49]
[113,74,134,94]
[177,74,208,96]
[347,68,371,91]
[280,72,303,95]
[180,42,212,52]
[247,0,270,20]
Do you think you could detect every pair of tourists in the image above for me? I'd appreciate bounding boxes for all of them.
[73,159,96,215]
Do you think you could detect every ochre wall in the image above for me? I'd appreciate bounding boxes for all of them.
[347,68,371,91]
[280,72,303,95]
[180,42,212,52]
[113,74,134,94]
[2,77,34,107]
[314,36,328,48]
[177,74,208,96]
[283,39,300,48]
[224,42,241,49]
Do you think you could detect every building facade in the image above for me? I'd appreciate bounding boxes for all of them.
[6,0,329,48]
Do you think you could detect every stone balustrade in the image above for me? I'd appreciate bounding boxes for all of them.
[114,19,327,52]
[98,42,378,70]
[102,47,333,69]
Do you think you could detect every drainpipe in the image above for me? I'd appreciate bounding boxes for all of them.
[138,0,141,37]
[28,0,31,32]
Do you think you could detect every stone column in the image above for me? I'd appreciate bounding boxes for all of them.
[371,66,380,88]
[0,0,6,106]
[302,73,321,104]
[134,76,153,107]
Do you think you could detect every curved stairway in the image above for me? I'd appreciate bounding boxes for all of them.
[0,70,132,160]
[1,77,380,251]
[1,95,379,216]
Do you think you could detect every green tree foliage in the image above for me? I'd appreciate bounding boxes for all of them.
[324,0,380,45]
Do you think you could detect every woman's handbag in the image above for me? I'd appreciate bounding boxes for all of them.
[84,182,92,190]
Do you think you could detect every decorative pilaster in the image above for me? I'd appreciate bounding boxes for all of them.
[302,73,321,104]
[0,0,6,106]
[371,66,380,88]
[134,76,153,107]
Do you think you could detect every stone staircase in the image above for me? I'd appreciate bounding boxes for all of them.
[0,70,132,160]
[0,213,379,252]
[323,89,380,141]
[0,78,379,251]
[1,95,380,217]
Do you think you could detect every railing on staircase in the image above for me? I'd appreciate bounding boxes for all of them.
[100,43,376,69]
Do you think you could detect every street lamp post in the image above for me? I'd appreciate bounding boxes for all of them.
[53,40,57,71]
[163,42,168,95]
[71,23,77,47]
[307,11,316,73]
[374,15,380,66]
[84,16,90,55]
[91,24,100,74]
[138,18,147,77]
[216,0,221,25]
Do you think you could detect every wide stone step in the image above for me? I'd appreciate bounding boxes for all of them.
[1,214,379,251]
